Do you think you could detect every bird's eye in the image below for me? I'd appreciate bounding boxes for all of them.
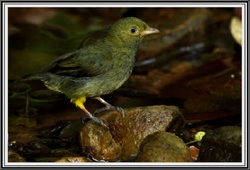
[130,27,137,34]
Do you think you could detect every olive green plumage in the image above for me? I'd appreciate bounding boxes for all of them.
[23,17,159,127]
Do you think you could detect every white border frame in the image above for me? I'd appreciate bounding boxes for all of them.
[1,1,248,168]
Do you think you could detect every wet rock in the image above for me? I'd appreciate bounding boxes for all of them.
[79,105,184,161]
[136,132,192,162]
[33,147,92,162]
[138,8,212,55]
[198,126,241,162]
[184,67,241,118]
[34,155,91,162]
[187,67,241,101]
[58,120,82,140]
[55,156,91,162]
[27,146,88,162]
[8,148,26,162]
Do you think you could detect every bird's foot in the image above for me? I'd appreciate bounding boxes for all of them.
[82,115,108,129]
[93,97,125,117]
[93,106,125,117]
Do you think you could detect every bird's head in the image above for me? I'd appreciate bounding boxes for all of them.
[105,17,159,48]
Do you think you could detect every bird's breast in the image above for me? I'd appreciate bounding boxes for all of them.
[107,50,135,83]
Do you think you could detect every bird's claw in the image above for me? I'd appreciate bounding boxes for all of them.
[116,107,125,117]
[91,116,109,129]
[82,115,108,129]
[93,106,125,117]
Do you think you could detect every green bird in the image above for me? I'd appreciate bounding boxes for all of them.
[23,17,159,127]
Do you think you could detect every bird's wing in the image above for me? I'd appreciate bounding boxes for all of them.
[42,50,79,70]
[41,43,113,77]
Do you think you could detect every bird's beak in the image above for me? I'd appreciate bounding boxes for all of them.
[141,27,159,36]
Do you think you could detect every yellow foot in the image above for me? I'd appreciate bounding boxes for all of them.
[71,97,108,129]
[71,97,86,109]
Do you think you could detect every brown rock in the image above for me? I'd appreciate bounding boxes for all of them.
[79,105,183,161]
[55,156,91,162]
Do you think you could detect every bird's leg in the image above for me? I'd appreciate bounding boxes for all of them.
[93,97,125,117]
[81,105,108,129]
[71,97,108,128]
